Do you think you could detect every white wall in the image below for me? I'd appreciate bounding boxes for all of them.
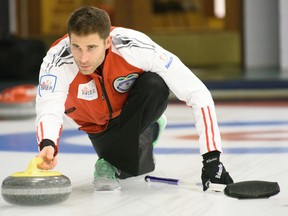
[243,0,279,69]
[8,0,17,35]
[279,0,288,77]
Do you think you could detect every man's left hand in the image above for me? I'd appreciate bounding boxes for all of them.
[201,151,233,191]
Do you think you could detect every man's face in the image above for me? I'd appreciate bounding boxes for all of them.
[70,33,111,75]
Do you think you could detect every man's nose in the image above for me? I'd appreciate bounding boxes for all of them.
[79,51,89,63]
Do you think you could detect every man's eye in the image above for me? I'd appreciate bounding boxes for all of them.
[88,46,96,51]
[71,44,80,49]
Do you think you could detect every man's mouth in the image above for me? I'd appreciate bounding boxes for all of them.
[80,65,90,70]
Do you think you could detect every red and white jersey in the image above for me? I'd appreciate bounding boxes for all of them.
[36,27,222,155]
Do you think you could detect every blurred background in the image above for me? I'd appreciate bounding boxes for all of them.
[0,0,288,101]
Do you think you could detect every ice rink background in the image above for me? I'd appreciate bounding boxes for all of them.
[1,101,288,216]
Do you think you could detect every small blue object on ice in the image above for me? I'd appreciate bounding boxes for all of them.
[145,175,180,185]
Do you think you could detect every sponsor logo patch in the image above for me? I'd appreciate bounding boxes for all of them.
[38,75,57,97]
[77,80,98,101]
[113,73,139,93]
[159,52,173,69]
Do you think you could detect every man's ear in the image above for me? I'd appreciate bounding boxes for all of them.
[105,36,112,49]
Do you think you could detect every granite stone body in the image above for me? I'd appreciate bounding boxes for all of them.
[1,175,71,205]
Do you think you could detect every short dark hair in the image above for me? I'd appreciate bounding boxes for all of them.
[67,6,111,39]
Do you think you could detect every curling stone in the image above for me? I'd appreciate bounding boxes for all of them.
[0,84,37,119]
[1,157,72,206]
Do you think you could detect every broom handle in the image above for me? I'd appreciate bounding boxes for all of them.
[145,175,226,192]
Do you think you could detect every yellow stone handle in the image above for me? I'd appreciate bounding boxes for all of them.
[25,157,44,174]
[11,157,62,177]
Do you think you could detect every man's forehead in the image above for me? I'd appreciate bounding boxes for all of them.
[70,33,102,44]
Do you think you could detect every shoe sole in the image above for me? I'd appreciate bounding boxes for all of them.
[94,185,121,191]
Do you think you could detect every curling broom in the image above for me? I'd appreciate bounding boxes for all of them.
[145,175,280,199]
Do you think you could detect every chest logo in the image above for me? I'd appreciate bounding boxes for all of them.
[113,73,139,93]
[77,80,98,100]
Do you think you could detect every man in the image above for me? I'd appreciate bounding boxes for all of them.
[36,6,233,191]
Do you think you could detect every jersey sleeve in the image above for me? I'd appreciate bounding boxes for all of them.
[35,37,75,149]
[111,27,222,154]
[149,44,223,154]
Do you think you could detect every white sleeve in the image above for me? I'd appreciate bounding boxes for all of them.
[112,28,222,154]
[150,46,222,154]
[35,39,75,147]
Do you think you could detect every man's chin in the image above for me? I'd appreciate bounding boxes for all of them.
[79,70,94,75]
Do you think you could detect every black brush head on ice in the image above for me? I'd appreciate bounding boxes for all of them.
[224,180,280,199]
[1,158,71,206]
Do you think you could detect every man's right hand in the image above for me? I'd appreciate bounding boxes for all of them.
[37,146,57,170]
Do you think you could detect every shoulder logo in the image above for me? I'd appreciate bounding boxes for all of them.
[38,75,57,97]
[113,73,139,93]
[77,80,98,101]
[159,52,173,69]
